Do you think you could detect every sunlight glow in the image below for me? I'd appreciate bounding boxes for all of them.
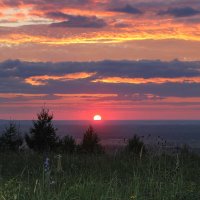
[93,115,102,121]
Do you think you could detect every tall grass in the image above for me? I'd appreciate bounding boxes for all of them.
[0,152,200,200]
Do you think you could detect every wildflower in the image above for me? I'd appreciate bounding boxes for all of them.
[175,154,180,171]
[50,180,56,185]
[56,154,63,173]
[130,194,136,199]
[139,145,143,160]
[44,157,51,185]
[44,157,50,173]
[33,179,39,194]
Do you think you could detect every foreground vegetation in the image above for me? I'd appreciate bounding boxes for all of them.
[0,151,200,200]
[0,107,200,199]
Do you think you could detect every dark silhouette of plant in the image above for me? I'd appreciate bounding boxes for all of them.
[59,135,76,153]
[81,126,103,154]
[25,107,58,152]
[180,144,190,155]
[126,135,146,155]
[0,121,23,151]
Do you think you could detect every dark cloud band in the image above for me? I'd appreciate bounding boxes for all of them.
[158,7,200,18]
[0,60,200,98]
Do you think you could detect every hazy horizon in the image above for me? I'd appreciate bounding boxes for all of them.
[1,119,200,148]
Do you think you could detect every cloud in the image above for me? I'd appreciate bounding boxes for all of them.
[158,7,200,18]
[46,12,70,20]
[0,19,20,24]
[92,76,200,84]
[175,16,200,24]
[1,59,200,119]
[111,4,143,15]
[114,22,130,28]
[88,93,164,102]
[0,60,200,99]
[1,0,91,8]
[25,72,96,86]
[1,59,200,79]
[48,12,107,28]
[0,93,45,103]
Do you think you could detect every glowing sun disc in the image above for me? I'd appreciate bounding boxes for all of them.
[93,115,102,121]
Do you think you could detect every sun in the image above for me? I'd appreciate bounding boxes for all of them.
[93,115,102,121]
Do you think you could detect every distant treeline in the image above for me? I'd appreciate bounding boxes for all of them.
[0,107,147,155]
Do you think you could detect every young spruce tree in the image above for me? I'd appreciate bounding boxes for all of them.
[0,121,22,151]
[81,126,103,154]
[25,107,58,152]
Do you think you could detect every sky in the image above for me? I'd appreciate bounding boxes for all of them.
[0,0,200,120]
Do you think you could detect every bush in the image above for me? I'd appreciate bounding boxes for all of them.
[81,126,103,154]
[59,135,76,154]
[126,135,146,155]
[180,144,190,155]
[0,121,23,151]
[25,107,58,152]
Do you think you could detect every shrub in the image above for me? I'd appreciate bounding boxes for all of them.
[59,135,76,154]
[25,107,58,152]
[81,126,103,154]
[126,135,146,155]
[180,144,190,155]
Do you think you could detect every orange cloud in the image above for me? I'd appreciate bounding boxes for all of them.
[61,8,114,17]
[0,93,46,98]
[0,30,200,47]
[13,12,26,19]
[25,72,96,86]
[55,93,116,97]
[92,76,200,84]
[0,18,200,46]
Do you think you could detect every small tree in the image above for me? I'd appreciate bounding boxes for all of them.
[59,135,76,154]
[25,107,58,152]
[0,121,23,151]
[126,135,146,155]
[81,126,103,154]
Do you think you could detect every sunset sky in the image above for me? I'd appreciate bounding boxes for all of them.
[0,0,200,120]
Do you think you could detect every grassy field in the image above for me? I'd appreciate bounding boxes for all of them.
[0,151,200,200]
